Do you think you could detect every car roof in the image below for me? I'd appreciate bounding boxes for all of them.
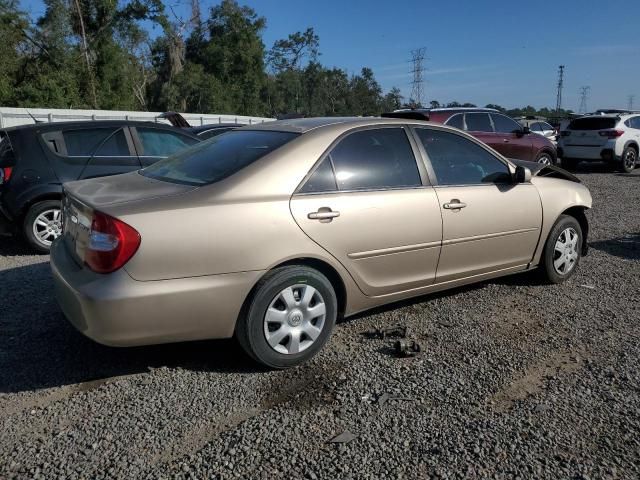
[2,119,180,133]
[243,116,415,133]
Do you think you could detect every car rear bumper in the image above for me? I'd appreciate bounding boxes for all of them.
[559,144,618,161]
[50,239,263,347]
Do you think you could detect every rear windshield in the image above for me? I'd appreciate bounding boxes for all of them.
[568,117,618,130]
[140,130,299,186]
[0,131,16,167]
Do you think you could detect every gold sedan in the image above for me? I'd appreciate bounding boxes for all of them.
[51,117,592,368]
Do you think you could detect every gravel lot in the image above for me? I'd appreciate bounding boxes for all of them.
[1,167,639,479]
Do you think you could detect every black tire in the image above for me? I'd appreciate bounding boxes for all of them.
[562,157,578,171]
[540,214,583,284]
[535,151,555,166]
[619,145,637,173]
[235,265,338,369]
[23,200,62,253]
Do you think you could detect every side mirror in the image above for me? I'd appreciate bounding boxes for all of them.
[514,165,532,183]
[517,126,531,136]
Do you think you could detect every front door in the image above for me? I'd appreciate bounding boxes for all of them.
[413,127,542,282]
[290,127,442,297]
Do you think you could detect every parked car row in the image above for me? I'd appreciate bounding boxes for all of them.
[41,116,592,368]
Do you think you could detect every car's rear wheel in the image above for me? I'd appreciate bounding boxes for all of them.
[236,265,337,368]
[540,215,583,284]
[23,200,62,253]
[619,146,637,173]
[535,151,555,166]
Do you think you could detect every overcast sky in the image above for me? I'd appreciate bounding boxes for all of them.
[20,0,640,110]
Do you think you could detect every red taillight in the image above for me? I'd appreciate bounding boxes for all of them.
[85,211,141,274]
[0,167,12,185]
[598,129,624,138]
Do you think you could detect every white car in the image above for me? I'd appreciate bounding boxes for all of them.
[519,119,557,145]
[558,114,640,173]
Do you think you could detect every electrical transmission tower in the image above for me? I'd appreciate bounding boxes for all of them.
[628,94,635,111]
[555,65,565,113]
[410,48,426,107]
[578,86,590,114]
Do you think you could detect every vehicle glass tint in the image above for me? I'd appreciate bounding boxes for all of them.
[299,158,337,193]
[530,122,543,132]
[141,130,299,186]
[0,132,15,167]
[329,128,421,191]
[630,117,640,129]
[94,129,130,156]
[492,114,521,133]
[63,128,119,156]
[445,114,464,129]
[568,117,618,130]
[138,128,199,156]
[198,128,233,140]
[416,129,511,185]
[540,122,553,131]
[464,113,493,132]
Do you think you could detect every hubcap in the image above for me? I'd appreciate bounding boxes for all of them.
[553,227,579,275]
[263,284,326,355]
[538,155,552,166]
[624,150,636,170]
[33,208,62,246]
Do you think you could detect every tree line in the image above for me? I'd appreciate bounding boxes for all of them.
[1,0,571,119]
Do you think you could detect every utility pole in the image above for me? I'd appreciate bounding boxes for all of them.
[555,65,565,114]
[410,47,426,108]
[578,86,590,114]
[628,94,635,111]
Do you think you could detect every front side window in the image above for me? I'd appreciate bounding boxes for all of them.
[141,130,299,186]
[137,128,199,157]
[328,128,421,191]
[416,129,511,185]
[492,114,522,134]
[63,128,120,156]
[464,113,493,132]
[94,130,130,156]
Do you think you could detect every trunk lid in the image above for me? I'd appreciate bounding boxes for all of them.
[564,117,618,147]
[61,171,196,264]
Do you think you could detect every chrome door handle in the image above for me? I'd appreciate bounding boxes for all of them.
[308,208,340,222]
[443,200,467,210]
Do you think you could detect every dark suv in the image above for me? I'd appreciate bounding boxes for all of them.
[0,120,199,252]
[383,108,557,165]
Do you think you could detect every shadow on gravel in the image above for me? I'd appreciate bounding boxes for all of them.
[0,236,38,256]
[590,233,640,260]
[0,262,261,394]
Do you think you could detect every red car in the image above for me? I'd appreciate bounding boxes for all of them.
[383,108,557,165]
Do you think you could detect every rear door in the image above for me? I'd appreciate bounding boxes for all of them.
[44,126,140,181]
[491,113,534,161]
[463,112,504,153]
[413,127,542,282]
[290,126,442,297]
[131,126,199,167]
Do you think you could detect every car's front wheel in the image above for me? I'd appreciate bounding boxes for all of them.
[535,151,555,166]
[540,214,583,284]
[236,265,338,368]
[23,200,63,253]
[619,146,637,173]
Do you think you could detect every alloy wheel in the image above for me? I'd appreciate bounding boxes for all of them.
[32,208,62,246]
[624,149,636,171]
[263,284,326,355]
[553,227,579,275]
[537,154,553,166]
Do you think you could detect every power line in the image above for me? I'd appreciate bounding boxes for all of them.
[555,65,564,113]
[410,47,426,107]
[578,86,590,114]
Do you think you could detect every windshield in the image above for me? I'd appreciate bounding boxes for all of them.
[141,130,299,186]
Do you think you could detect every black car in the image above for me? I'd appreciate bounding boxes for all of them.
[0,120,200,252]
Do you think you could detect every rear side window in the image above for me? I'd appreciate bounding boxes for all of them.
[94,130,130,156]
[417,129,511,185]
[491,114,522,134]
[568,117,618,130]
[141,130,299,186]
[137,128,198,156]
[0,132,15,167]
[445,114,464,129]
[464,113,493,132]
[298,158,337,193]
[63,128,121,156]
[328,128,421,191]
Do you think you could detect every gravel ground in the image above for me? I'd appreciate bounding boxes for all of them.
[1,167,639,479]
